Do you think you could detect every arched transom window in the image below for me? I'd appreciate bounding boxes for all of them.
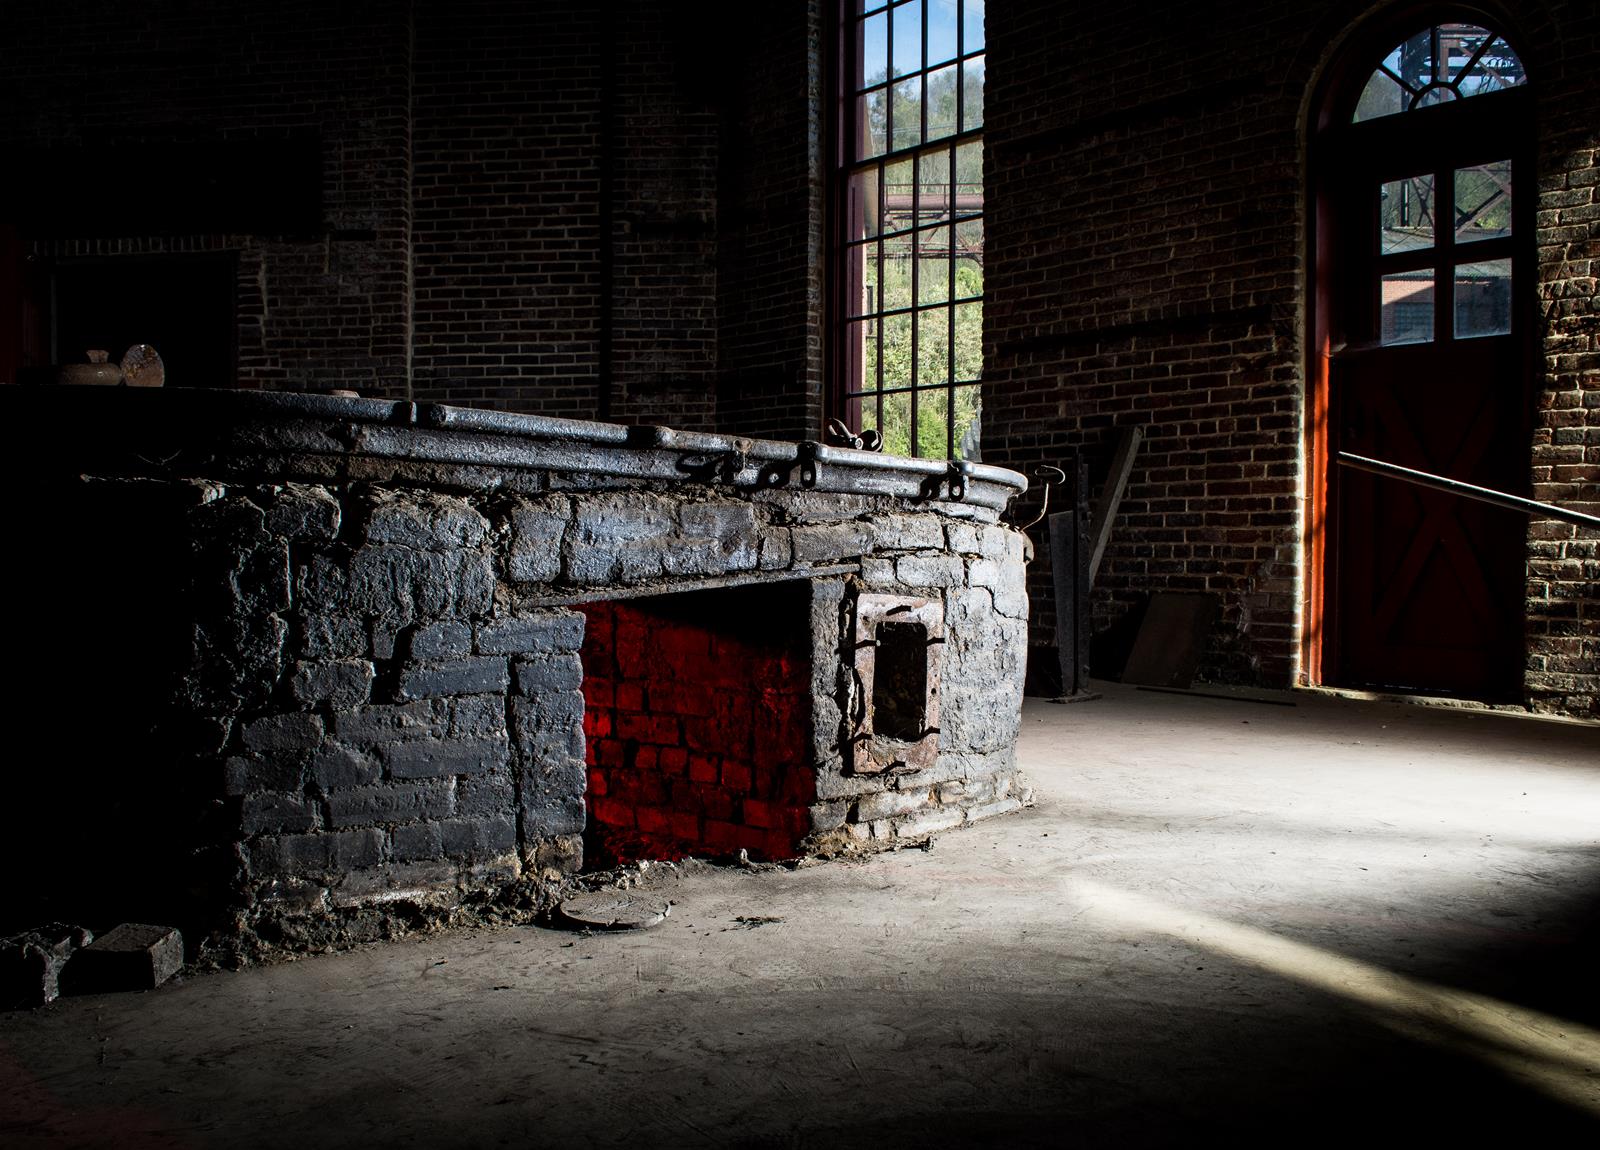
[1354,22,1525,122]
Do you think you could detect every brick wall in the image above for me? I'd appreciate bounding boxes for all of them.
[0,0,414,394]
[8,2,1590,719]
[409,2,604,415]
[3,1,827,437]
[715,0,827,443]
[578,591,814,865]
[984,2,1318,689]
[1525,2,1600,716]
[606,8,721,430]
[984,0,1599,714]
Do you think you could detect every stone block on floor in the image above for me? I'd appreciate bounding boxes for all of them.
[65,924,183,994]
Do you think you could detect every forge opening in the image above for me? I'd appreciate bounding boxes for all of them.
[873,620,929,740]
[576,582,816,868]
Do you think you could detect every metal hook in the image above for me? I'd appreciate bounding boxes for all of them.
[1019,465,1066,530]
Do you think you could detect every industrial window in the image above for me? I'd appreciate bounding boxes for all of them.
[834,0,985,459]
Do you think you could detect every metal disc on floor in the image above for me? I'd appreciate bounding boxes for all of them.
[558,892,670,931]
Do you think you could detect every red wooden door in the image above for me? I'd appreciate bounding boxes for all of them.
[1319,32,1532,701]
[1329,340,1526,697]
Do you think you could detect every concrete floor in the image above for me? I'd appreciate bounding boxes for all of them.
[3,684,1599,1147]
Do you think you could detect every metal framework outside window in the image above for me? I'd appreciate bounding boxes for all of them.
[834,0,985,459]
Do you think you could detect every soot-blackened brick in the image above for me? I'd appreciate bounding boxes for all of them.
[325,781,455,828]
[398,657,510,700]
[385,737,510,780]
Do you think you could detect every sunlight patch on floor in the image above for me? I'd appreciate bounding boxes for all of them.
[1067,875,1600,1115]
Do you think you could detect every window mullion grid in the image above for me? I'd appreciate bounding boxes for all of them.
[874,161,885,417]
[920,0,930,146]
[955,0,964,132]
[1437,164,1454,342]
[842,1,986,457]
[909,173,921,456]
[884,7,894,157]
[946,141,957,458]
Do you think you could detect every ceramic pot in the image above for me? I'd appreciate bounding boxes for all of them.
[57,350,123,387]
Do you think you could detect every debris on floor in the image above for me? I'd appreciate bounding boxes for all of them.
[557,893,671,932]
[0,923,94,1008]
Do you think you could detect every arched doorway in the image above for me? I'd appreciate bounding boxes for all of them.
[1308,16,1533,701]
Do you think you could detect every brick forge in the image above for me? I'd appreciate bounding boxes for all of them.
[3,389,1032,961]
[578,586,815,867]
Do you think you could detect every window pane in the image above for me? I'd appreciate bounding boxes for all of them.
[927,0,958,66]
[849,318,878,392]
[954,220,983,290]
[880,389,912,456]
[892,1,922,77]
[1455,259,1511,338]
[1379,175,1433,253]
[1456,35,1525,97]
[881,230,914,310]
[1455,160,1512,244]
[916,387,950,457]
[953,140,983,214]
[1353,68,1405,122]
[1439,25,1481,85]
[953,300,981,380]
[918,148,950,220]
[1394,27,1435,91]
[859,390,881,440]
[882,313,913,388]
[917,147,950,196]
[953,384,981,460]
[892,77,921,150]
[1380,273,1434,345]
[961,57,985,132]
[881,158,915,234]
[850,168,881,239]
[926,64,959,141]
[962,0,984,52]
[848,240,877,318]
[917,306,951,386]
[918,226,951,304]
[859,87,889,160]
[861,10,889,88]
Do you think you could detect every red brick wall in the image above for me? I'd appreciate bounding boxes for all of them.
[984,0,1599,713]
[578,591,815,865]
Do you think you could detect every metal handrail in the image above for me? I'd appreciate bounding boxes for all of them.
[1336,451,1600,532]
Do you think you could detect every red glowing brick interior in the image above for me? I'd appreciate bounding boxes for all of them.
[577,591,815,866]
